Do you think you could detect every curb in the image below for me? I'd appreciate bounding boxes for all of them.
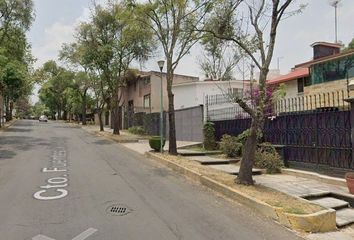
[282,168,346,187]
[146,151,337,233]
[0,119,18,131]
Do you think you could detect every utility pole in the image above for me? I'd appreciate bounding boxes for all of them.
[330,0,341,43]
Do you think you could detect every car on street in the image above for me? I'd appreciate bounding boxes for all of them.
[39,115,48,122]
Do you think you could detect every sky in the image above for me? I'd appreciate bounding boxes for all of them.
[27,0,354,103]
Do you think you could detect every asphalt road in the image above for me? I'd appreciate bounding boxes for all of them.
[0,120,303,240]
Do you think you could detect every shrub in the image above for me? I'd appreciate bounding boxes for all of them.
[254,143,283,174]
[219,134,242,158]
[236,128,263,145]
[203,122,217,150]
[149,136,165,152]
[128,126,146,135]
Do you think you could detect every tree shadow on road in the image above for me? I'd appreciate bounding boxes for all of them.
[0,136,49,160]
[4,127,32,133]
[92,139,113,145]
[0,150,16,160]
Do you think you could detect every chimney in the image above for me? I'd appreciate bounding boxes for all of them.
[311,42,342,59]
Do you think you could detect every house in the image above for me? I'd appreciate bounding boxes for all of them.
[173,79,247,110]
[268,42,354,106]
[95,71,199,128]
[123,71,199,113]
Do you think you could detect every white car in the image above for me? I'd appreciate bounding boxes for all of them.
[39,115,48,122]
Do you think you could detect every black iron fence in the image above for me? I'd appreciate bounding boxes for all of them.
[206,90,351,121]
[210,90,354,170]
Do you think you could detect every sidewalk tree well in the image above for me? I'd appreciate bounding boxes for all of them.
[133,0,214,155]
[73,1,154,134]
[198,0,305,185]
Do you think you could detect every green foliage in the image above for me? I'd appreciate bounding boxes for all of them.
[38,61,75,119]
[236,128,263,145]
[254,143,284,174]
[203,122,217,150]
[199,32,239,81]
[128,126,146,135]
[219,134,242,158]
[149,136,165,152]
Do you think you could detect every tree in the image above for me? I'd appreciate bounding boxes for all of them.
[37,61,74,120]
[134,0,213,155]
[60,44,92,125]
[1,60,29,121]
[344,38,354,51]
[0,0,34,46]
[75,1,154,134]
[199,33,240,81]
[201,0,304,185]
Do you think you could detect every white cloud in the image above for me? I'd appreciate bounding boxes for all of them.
[32,21,76,67]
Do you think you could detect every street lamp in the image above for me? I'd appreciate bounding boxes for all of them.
[157,60,165,153]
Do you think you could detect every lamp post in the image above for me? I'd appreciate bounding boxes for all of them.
[157,60,165,153]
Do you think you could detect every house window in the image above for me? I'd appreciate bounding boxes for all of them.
[297,78,304,93]
[143,94,151,108]
[143,77,150,86]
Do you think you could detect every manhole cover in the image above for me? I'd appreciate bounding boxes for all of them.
[106,204,131,216]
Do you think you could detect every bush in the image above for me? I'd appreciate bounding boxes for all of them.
[149,136,165,152]
[203,122,217,150]
[236,128,263,145]
[219,134,242,158]
[254,143,283,174]
[128,126,146,135]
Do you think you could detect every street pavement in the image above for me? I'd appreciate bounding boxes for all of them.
[0,120,303,240]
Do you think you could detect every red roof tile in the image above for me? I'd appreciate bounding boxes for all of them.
[268,68,309,85]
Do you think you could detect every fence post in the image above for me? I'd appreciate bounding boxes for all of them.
[344,97,354,167]
[204,95,209,123]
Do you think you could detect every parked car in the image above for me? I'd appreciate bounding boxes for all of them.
[39,115,48,122]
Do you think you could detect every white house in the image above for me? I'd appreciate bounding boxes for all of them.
[173,80,248,110]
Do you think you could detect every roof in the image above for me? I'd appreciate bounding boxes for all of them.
[310,41,343,48]
[268,68,309,85]
[173,79,247,87]
[295,49,354,68]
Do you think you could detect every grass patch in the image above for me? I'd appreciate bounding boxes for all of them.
[155,153,324,215]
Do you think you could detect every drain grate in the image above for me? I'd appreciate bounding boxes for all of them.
[106,204,131,216]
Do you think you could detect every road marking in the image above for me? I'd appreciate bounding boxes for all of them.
[72,228,98,240]
[32,235,55,240]
[32,228,98,240]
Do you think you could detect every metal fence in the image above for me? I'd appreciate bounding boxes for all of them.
[209,90,354,170]
[206,90,351,121]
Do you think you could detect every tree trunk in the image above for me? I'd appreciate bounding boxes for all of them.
[98,110,104,132]
[236,119,259,185]
[82,91,87,125]
[167,73,177,155]
[63,110,68,121]
[112,104,120,135]
[5,98,11,122]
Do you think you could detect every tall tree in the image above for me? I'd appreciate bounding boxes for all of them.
[75,1,153,134]
[60,43,92,125]
[201,0,304,185]
[37,61,74,120]
[199,33,240,81]
[135,0,213,155]
[0,0,34,46]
